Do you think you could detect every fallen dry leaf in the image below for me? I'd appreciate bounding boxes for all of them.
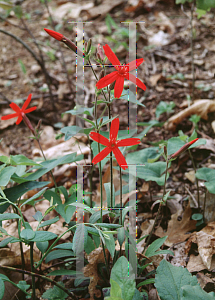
[164,99,215,131]
[196,230,215,269]
[155,203,196,247]
[83,247,109,300]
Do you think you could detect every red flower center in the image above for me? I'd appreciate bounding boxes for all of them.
[116,65,128,76]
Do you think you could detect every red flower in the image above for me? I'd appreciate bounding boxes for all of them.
[1,94,37,125]
[44,28,64,41]
[90,118,140,170]
[96,44,146,98]
[170,138,199,159]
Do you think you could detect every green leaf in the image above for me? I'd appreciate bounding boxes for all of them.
[45,250,75,263]
[110,256,136,300]
[0,213,20,221]
[181,284,215,300]
[30,231,57,242]
[61,125,83,141]
[17,280,30,291]
[104,230,115,259]
[0,1,13,10]
[64,106,94,117]
[167,137,185,156]
[20,187,48,207]
[136,278,155,288]
[20,229,35,241]
[155,259,198,300]
[1,181,48,213]
[0,277,5,299]
[41,282,68,300]
[85,235,96,254]
[33,211,43,222]
[36,241,49,254]
[135,162,168,186]
[39,216,59,228]
[117,227,125,247]
[155,101,175,119]
[54,243,73,250]
[195,168,215,194]
[145,236,168,257]
[72,223,86,255]
[104,182,115,207]
[89,210,110,223]
[126,147,160,165]
[10,155,38,167]
[0,166,16,186]
[0,237,20,247]
[196,0,215,10]
[109,279,123,298]
[26,153,83,181]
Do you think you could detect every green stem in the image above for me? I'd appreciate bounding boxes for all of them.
[144,159,169,249]
[119,167,122,226]
[30,242,35,300]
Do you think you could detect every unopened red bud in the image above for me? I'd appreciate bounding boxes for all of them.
[99,118,103,126]
[44,28,64,41]
[164,146,167,155]
[97,44,104,61]
[170,138,199,159]
[44,28,84,57]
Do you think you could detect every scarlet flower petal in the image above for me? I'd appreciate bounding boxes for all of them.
[22,94,32,111]
[125,73,147,91]
[24,106,37,114]
[1,113,19,120]
[117,138,140,147]
[90,132,110,146]
[110,118,119,141]
[126,58,144,71]
[103,44,121,67]
[10,102,21,113]
[44,28,63,41]
[92,147,112,164]
[16,115,23,125]
[96,71,118,89]
[114,76,125,98]
[112,147,128,170]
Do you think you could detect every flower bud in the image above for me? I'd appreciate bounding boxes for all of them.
[98,69,105,81]
[85,39,92,54]
[170,138,199,159]
[96,44,104,61]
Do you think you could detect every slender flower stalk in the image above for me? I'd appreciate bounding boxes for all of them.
[96,44,146,98]
[44,28,84,57]
[90,118,140,170]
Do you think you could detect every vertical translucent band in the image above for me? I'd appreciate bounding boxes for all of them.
[76,22,85,134]
[128,22,137,135]
[76,164,84,278]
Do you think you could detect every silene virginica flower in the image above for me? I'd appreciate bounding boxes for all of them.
[96,44,146,98]
[90,118,140,170]
[1,94,37,134]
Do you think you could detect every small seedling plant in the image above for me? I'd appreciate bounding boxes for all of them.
[0,22,212,300]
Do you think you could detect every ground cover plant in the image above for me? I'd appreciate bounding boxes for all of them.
[0,1,215,300]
